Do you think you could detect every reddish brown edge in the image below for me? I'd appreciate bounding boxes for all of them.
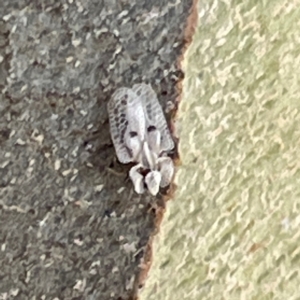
[132,0,199,298]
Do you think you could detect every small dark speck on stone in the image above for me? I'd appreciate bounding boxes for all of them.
[66,107,74,115]
[27,208,36,215]
[0,128,10,141]
[104,209,112,218]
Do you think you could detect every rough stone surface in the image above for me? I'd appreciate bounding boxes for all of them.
[0,1,194,299]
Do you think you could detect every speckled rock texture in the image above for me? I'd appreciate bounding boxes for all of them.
[0,1,195,299]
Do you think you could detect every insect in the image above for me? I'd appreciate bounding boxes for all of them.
[107,83,175,195]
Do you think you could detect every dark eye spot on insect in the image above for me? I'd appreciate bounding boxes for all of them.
[129,131,137,137]
[121,95,128,105]
[147,125,156,132]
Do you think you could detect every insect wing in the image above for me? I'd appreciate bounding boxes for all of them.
[146,126,161,154]
[124,89,147,162]
[126,91,146,142]
[132,83,174,153]
[107,87,136,163]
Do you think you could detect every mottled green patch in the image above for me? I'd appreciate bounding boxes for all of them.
[141,0,300,299]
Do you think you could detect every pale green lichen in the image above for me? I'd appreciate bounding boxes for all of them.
[141,0,300,299]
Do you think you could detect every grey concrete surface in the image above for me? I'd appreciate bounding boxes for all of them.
[0,1,194,299]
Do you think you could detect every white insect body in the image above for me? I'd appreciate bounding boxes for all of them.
[129,164,145,194]
[108,83,175,195]
[145,170,162,196]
